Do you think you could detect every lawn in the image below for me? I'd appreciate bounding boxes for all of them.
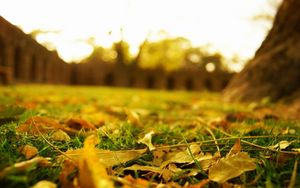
[0,85,299,187]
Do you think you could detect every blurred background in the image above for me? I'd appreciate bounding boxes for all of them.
[0,0,282,91]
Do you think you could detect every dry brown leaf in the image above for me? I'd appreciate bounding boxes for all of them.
[138,131,155,151]
[78,135,114,188]
[16,116,64,135]
[66,118,96,131]
[18,144,38,159]
[65,147,147,168]
[208,152,256,184]
[51,130,71,141]
[0,157,51,179]
[31,180,57,188]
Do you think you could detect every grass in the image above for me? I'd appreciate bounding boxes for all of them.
[0,84,299,187]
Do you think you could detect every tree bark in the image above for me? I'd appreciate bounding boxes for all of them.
[223,0,300,102]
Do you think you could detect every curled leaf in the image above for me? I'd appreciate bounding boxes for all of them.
[138,131,155,151]
[66,118,96,131]
[268,140,293,150]
[0,157,51,180]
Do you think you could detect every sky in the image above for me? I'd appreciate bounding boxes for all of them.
[0,0,279,70]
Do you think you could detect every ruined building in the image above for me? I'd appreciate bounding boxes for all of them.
[0,16,70,85]
[0,16,233,91]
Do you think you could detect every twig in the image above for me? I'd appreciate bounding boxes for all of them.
[205,127,220,152]
[288,159,298,188]
[31,116,78,166]
[211,126,300,156]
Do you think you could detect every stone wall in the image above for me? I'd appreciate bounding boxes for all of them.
[71,61,233,91]
[0,16,70,85]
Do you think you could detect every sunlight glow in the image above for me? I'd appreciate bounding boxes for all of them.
[0,0,278,64]
[205,63,216,72]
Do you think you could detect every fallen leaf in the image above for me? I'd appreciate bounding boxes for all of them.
[65,148,147,168]
[187,179,210,188]
[18,144,38,159]
[152,149,167,166]
[122,175,151,188]
[78,134,114,188]
[16,116,64,135]
[124,164,161,174]
[225,112,248,122]
[138,131,155,151]
[0,157,51,179]
[221,182,244,188]
[292,148,300,152]
[268,140,293,150]
[208,152,256,184]
[161,168,173,182]
[66,118,96,130]
[31,180,57,188]
[0,105,25,125]
[160,144,215,170]
[51,130,71,141]
[59,159,78,188]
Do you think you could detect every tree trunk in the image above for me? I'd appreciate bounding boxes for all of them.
[223,0,300,102]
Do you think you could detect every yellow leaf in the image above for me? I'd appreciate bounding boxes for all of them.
[65,148,147,168]
[138,131,155,151]
[208,152,256,184]
[268,140,293,150]
[78,135,114,188]
[292,148,300,152]
[160,144,214,170]
[0,157,51,180]
[31,180,57,188]
[124,164,161,174]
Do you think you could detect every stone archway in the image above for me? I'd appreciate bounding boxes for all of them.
[104,73,114,86]
[146,75,155,89]
[30,54,37,82]
[185,78,194,91]
[167,77,175,90]
[0,36,6,84]
[0,37,5,66]
[14,46,22,79]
